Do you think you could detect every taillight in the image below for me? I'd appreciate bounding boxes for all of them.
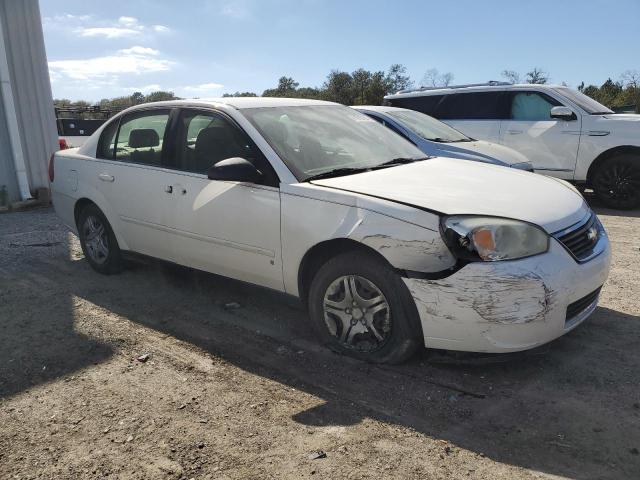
[48,154,55,183]
[58,138,68,150]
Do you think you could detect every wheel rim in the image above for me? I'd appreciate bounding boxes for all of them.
[594,162,640,205]
[323,275,391,353]
[82,215,109,264]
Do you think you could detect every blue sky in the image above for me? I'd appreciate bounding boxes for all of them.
[40,0,640,101]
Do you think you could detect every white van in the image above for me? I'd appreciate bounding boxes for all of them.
[386,82,640,209]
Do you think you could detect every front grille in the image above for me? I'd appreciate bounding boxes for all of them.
[566,287,601,322]
[555,213,599,261]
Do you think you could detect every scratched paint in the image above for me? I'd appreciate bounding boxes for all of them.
[409,269,556,325]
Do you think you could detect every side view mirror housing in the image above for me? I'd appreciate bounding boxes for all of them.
[550,106,577,121]
[207,157,263,183]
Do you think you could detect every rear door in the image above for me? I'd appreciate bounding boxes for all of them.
[436,92,507,142]
[499,91,581,178]
[162,108,284,291]
[94,108,180,261]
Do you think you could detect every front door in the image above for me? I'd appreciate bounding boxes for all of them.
[499,91,581,179]
[164,108,284,291]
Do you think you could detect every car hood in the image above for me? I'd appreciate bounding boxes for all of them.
[601,113,640,122]
[311,157,588,233]
[433,139,530,167]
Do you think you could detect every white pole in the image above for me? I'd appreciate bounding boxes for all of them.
[0,11,32,200]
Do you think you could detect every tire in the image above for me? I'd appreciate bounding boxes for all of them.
[77,203,123,274]
[592,154,640,210]
[308,251,422,364]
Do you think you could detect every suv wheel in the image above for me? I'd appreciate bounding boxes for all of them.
[592,154,640,209]
[308,251,422,364]
[77,204,123,274]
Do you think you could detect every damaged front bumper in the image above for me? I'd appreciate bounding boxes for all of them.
[403,238,611,353]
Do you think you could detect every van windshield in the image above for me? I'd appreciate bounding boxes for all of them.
[242,105,427,180]
[553,87,613,115]
[386,109,471,142]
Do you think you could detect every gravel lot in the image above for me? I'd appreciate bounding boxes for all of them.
[1,198,639,480]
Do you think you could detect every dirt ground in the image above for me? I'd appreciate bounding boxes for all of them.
[1,197,638,480]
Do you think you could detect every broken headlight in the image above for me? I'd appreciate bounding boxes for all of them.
[441,216,549,262]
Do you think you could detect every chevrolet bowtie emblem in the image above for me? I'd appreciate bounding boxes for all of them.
[587,226,598,242]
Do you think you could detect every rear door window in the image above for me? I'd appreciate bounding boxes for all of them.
[115,110,170,165]
[97,119,119,159]
[437,92,507,120]
[509,92,562,121]
[388,95,444,116]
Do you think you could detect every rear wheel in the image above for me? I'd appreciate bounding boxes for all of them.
[592,155,640,209]
[77,204,122,274]
[308,251,422,364]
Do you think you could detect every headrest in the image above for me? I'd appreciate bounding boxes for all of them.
[129,129,160,148]
[195,127,234,156]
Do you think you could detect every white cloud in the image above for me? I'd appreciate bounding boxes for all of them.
[48,47,173,82]
[77,27,141,38]
[118,16,138,26]
[152,25,171,33]
[183,82,225,92]
[126,84,162,93]
[118,46,159,56]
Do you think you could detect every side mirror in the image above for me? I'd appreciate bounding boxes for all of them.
[550,106,577,121]
[207,157,263,183]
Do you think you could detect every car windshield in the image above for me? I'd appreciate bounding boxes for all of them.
[241,105,426,180]
[386,109,471,142]
[553,87,613,115]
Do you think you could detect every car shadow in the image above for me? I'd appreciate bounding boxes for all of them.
[72,259,640,480]
[0,209,114,399]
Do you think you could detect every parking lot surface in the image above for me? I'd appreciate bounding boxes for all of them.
[1,200,639,479]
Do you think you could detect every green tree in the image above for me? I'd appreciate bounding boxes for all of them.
[322,70,355,105]
[144,91,178,103]
[130,91,145,104]
[222,91,258,97]
[385,64,413,94]
[525,68,548,84]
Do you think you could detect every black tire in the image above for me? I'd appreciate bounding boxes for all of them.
[77,203,123,274]
[592,154,640,210]
[308,251,422,364]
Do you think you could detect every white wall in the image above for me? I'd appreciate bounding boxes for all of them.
[0,0,58,202]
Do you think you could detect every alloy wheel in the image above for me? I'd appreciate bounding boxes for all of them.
[82,215,109,264]
[323,275,392,352]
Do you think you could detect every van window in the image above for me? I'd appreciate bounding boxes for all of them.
[388,95,444,116]
[437,92,507,120]
[510,92,562,121]
[115,110,170,165]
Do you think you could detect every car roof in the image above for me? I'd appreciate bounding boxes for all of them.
[119,97,339,113]
[385,83,567,99]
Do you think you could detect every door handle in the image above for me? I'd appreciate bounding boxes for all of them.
[165,185,173,194]
[507,129,523,135]
[98,173,114,182]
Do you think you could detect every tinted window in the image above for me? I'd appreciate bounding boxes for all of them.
[97,119,119,159]
[115,110,170,165]
[388,95,444,115]
[437,92,507,120]
[510,92,562,120]
[174,109,278,186]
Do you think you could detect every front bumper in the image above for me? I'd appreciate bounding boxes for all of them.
[404,237,611,353]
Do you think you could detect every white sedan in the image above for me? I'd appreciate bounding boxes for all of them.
[50,98,611,363]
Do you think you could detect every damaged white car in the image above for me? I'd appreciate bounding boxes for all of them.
[50,98,611,363]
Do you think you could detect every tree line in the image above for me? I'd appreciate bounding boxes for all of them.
[54,65,640,118]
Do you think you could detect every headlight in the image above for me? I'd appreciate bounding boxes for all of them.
[441,216,549,261]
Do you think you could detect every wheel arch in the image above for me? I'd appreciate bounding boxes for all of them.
[586,145,640,185]
[73,196,130,251]
[297,238,394,305]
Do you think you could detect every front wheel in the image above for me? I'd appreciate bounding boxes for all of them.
[308,251,422,364]
[592,155,640,210]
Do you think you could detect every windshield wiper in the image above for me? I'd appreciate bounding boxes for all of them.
[373,156,430,168]
[305,167,371,182]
